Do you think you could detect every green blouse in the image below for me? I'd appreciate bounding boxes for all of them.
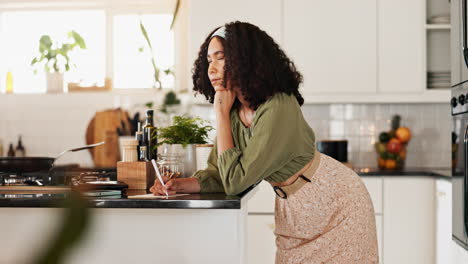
[192,92,315,195]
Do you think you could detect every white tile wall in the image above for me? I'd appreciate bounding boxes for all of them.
[0,93,451,169]
[225,101,436,169]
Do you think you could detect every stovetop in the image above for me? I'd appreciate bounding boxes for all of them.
[0,166,117,186]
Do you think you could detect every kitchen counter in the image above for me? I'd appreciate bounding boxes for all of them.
[0,167,451,209]
[0,185,257,209]
[355,167,451,178]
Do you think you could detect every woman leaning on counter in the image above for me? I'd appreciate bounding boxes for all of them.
[150,21,379,263]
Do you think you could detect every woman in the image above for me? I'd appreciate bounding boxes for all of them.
[150,21,379,263]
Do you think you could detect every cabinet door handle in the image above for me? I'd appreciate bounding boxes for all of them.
[463,123,468,231]
[463,0,468,67]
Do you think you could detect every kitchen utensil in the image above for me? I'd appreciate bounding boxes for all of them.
[316,140,348,162]
[120,138,138,162]
[116,161,155,190]
[151,159,168,197]
[55,141,105,160]
[91,109,130,167]
[0,142,105,174]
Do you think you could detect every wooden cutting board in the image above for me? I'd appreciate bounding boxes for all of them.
[85,108,131,167]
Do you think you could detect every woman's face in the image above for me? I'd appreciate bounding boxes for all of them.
[207,37,226,90]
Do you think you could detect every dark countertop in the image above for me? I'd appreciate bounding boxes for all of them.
[0,186,257,209]
[355,167,451,178]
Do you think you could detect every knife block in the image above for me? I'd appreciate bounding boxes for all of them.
[117,161,155,190]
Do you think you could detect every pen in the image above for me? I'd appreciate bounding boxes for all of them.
[151,159,169,197]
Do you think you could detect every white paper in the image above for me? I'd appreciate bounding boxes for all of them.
[87,181,118,184]
[127,193,190,199]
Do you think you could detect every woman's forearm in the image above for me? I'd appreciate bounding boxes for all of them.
[216,112,235,156]
[176,178,201,193]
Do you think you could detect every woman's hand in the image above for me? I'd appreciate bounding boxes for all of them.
[149,177,202,196]
[214,86,236,116]
[149,176,177,196]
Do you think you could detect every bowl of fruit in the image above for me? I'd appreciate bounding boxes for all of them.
[374,115,412,170]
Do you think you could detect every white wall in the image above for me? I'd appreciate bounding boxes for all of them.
[0,90,191,166]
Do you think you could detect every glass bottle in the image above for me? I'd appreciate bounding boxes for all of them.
[15,135,25,157]
[0,139,3,157]
[143,110,157,160]
[139,146,148,161]
[135,122,144,161]
[7,143,15,157]
[6,71,13,94]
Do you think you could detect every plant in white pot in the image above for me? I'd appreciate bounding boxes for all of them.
[31,30,86,93]
[155,115,213,178]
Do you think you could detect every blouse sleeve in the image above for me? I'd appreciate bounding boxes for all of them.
[217,97,315,195]
[191,139,225,193]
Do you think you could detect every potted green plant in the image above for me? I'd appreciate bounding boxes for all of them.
[160,90,181,114]
[155,115,214,177]
[31,30,86,93]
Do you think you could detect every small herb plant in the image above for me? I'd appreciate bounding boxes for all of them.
[155,116,214,147]
[160,91,181,113]
[31,30,86,73]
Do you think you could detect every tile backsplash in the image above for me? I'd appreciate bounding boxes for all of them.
[193,103,451,169]
[0,93,450,169]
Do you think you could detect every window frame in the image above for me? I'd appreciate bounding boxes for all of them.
[0,0,178,92]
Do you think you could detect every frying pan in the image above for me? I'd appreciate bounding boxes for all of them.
[0,142,105,174]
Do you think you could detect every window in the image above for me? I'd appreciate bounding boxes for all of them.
[0,10,105,93]
[0,1,175,93]
[113,14,174,89]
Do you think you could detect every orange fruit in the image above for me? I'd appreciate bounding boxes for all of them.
[385,159,396,169]
[396,127,411,143]
[378,157,386,169]
[399,149,406,160]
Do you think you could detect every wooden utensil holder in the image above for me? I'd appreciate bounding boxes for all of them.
[117,161,155,190]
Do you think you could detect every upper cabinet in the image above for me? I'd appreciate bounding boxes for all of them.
[284,0,377,94]
[378,0,425,93]
[187,0,450,103]
[451,0,462,86]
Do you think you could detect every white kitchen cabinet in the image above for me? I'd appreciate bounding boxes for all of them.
[451,0,462,86]
[248,181,275,214]
[383,177,436,264]
[284,0,377,95]
[247,181,276,263]
[247,214,276,264]
[362,177,383,263]
[248,175,443,263]
[378,0,425,93]
[435,178,453,264]
[188,0,449,103]
[362,177,383,214]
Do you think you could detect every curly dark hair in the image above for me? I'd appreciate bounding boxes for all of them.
[192,21,304,110]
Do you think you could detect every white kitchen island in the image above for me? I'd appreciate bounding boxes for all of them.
[0,188,258,264]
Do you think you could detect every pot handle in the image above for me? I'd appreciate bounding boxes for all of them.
[55,141,106,160]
